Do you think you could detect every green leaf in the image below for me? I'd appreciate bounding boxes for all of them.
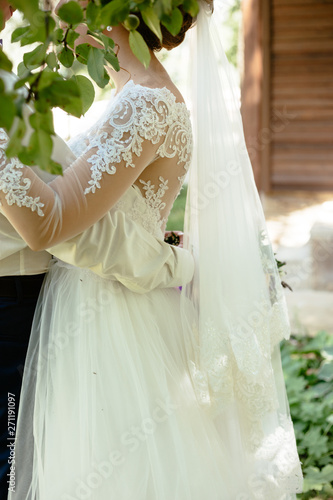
[307,382,331,399]
[14,95,26,119]
[284,375,307,404]
[0,94,16,130]
[34,98,49,114]
[58,46,75,68]
[129,30,151,68]
[318,361,333,382]
[6,118,27,159]
[16,62,27,79]
[182,0,200,17]
[47,160,63,176]
[39,79,83,118]
[161,7,183,36]
[37,70,61,91]
[14,72,39,90]
[87,47,110,88]
[66,30,80,49]
[46,52,58,70]
[98,33,115,50]
[54,28,64,45]
[11,26,30,44]
[16,14,56,47]
[58,1,84,25]
[19,129,53,170]
[85,31,104,49]
[322,345,333,360]
[161,0,173,14]
[23,44,46,69]
[31,12,55,42]
[301,427,328,459]
[70,75,95,115]
[301,331,333,353]
[101,0,130,27]
[141,6,162,40]
[13,95,27,118]
[29,110,54,135]
[86,1,99,29]
[75,43,91,65]
[303,465,333,493]
[319,464,333,483]
[104,51,120,72]
[10,0,39,23]
[0,50,13,72]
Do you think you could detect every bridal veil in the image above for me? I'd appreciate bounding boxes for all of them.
[181,3,303,497]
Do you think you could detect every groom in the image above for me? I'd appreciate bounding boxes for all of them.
[0,4,193,498]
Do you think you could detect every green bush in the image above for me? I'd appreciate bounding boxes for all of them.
[281,331,333,499]
[166,184,187,231]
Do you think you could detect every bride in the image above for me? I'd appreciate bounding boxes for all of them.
[0,1,303,499]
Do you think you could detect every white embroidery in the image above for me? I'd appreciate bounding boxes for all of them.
[121,184,164,239]
[127,197,164,239]
[156,99,193,183]
[83,82,193,196]
[188,312,303,497]
[0,130,44,216]
[139,176,168,225]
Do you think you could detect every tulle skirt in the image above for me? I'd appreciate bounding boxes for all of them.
[9,260,301,500]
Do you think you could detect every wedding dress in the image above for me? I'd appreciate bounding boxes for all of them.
[0,80,303,500]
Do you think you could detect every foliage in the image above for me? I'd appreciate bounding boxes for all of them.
[281,331,333,499]
[0,0,200,173]
[166,183,187,231]
[224,0,241,68]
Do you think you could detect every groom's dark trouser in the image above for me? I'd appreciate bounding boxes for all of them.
[0,274,45,500]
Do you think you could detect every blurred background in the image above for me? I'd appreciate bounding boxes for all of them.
[1,3,333,496]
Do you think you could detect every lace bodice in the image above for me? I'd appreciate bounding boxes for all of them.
[0,81,193,248]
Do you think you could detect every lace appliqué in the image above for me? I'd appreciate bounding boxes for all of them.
[83,83,192,195]
[156,100,193,184]
[251,414,304,498]
[0,130,44,216]
[139,176,168,226]
[122,182,166,239]
[187,315,303,497]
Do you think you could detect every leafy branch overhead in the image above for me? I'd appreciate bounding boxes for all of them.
[0,0,200,173]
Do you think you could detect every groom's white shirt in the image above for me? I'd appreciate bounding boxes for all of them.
[0,71,194,290]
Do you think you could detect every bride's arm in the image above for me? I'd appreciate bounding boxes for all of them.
[0,92,163,251]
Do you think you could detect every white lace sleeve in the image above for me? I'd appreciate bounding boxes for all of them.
[0,88,174,251]
[83,90,173,195]
[0,130,45,216]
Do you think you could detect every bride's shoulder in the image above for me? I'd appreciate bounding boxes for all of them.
[120,78,186,107]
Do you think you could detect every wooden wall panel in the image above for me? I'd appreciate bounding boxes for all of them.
[240,0,263,186]
[269,0,333,190]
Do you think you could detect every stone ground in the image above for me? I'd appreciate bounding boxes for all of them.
[262,191,333,336]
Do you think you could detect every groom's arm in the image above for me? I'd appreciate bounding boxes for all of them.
[50,211,194,293]
[1,193,193,292]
